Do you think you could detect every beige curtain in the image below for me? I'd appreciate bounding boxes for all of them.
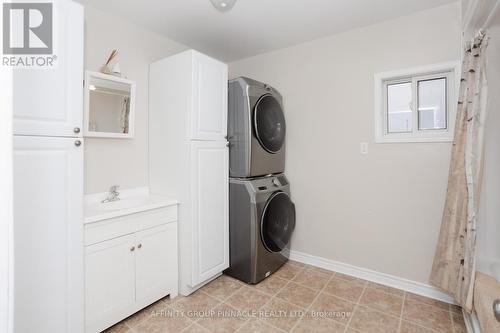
[430,35,488,312]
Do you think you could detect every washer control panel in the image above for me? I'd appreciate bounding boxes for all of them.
[251,174,289,192]
[277,175,288,186]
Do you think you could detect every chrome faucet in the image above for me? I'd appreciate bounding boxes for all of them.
[101,185,120,203]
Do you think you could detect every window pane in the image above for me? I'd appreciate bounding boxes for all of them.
[387,82,412,133]
[418,78,447,130]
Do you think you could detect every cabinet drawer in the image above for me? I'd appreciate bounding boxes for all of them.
[85,206,177,246]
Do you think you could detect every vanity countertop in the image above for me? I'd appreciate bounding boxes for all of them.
[84,187,178,224]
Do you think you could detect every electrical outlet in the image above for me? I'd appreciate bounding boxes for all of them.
[360,142,368,155]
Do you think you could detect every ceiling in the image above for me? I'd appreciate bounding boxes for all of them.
[78,0,457,62]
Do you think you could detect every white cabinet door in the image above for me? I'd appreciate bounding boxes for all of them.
[85,234,136,333]
[13,136,84,333]
[13,0,84,137]
[191,52,228,141]
[135,224,178,303]
[190,141,229,285]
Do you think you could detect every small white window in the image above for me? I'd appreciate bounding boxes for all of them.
[374,62,460,143]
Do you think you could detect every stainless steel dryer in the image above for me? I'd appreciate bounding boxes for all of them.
[224,174,295,284]
[228,77,286,178]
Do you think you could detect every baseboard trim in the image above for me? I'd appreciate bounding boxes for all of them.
[289,250,455,304]
[463,310,482,333]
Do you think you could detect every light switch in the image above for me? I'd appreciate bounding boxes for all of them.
[360,142,368,155]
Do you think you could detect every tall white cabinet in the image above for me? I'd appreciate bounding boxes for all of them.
[149,50,229,295]
[13,136,84,333]
[13,0,84,137]
[12,1,85,332]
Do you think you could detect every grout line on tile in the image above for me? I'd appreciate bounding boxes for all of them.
[397,292,406,333]
[219,277,245,302]
[272,278,292,295]
[274,276,293,294]
[288,269,337,333]
[221,285,246,303]
[202,299,250,332]
[280,280,321,308]
[400,319,443,333]
[449,305,459,333]
[260,275,293,298]
[405,293,453,313]
[357,280,369,303]
[225,277,287,332]
[321,286,367,306]
[365,282,405,299]
[343,281,368,332]
[183,289,224,324]
[353,303,403,321]
[256,280,297,332]
[181,321,211,333]
[283,279,321,294]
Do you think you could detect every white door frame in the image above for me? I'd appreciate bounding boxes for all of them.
[0,67,14,333]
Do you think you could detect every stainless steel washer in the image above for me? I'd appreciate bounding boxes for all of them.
[228,77,286,178]
[224,174,295,284]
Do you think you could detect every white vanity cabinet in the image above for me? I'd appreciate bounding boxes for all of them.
[135,224,178,302]
[149,50,229,295]
[84,205,178,333]
[85,235,136,332]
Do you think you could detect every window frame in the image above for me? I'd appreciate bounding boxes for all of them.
[374,62,460,143]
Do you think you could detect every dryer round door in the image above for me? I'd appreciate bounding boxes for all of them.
[261,191,296,253]
[253,94,286,153]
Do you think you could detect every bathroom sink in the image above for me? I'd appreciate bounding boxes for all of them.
[96,197,149,212]
[84,187,178,224]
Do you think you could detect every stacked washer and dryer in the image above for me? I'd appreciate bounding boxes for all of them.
[225,77,296,284]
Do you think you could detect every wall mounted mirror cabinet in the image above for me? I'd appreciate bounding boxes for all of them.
[84,71,136,138]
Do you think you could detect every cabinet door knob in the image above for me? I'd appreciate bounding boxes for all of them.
[130,246,135,252]
[137,244,142,249]
[74,140,81,147]
[226,142,230,147]
[74,127,81,134]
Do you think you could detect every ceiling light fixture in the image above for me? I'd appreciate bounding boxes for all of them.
[210,0,237,12]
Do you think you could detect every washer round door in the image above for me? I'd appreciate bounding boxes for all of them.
[253,94,286,153]
[261,191,296,252]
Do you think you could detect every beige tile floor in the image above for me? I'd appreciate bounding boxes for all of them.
[104,261,467,333]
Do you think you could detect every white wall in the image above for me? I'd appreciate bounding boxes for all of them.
[83,6,187,194]
[477,9,500,278]
[230,3,461,283]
